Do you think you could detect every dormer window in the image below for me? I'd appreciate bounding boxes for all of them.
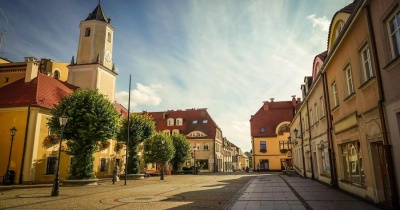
[193,120,198,124]
[260,128,265,133]
[176,118,183,126]
[335,20,345,40]
[203,120,208,123]
[167,118,174,126]
[85,27,91,37]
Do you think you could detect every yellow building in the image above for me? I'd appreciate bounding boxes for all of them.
[250,98,298,171]
[0,2,126,184]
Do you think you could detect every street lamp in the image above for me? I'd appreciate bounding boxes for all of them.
[51,114,68,196]
[3,127,17,185]
[160,139,165,180]
[193,145,198,175]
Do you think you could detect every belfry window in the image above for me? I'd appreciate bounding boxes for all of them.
[85,27,91,37]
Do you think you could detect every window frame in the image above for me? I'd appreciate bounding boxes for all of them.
[260,141,266,152]
[100,157,107,172]
[46,156,57,174]
[167,118,174,126]
[344,65,354,96]
[331,81,339,107]
[387,10,400,59]
[360,45,374,83]
[84,27,91,37]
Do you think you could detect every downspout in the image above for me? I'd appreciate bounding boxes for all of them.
[322,72,338,188]
[366,5,399,208]
[299,111,306,178]
[214,134,217,172]
[306,100,315,179]
[19,104,31,184]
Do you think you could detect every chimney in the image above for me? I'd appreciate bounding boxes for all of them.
[270,98,274,102]
[25,59,39,83]
[291,95,297,106]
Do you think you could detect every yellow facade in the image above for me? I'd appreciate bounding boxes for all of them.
[252,122,291,171]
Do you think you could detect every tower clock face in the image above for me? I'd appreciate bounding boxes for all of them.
[105,50,112,62]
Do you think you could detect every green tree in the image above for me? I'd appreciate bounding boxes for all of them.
[143,132,175,169]
[170,134,191,171]
[117,113,155,174]
[47,89,120,180]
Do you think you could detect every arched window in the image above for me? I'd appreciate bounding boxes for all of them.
[335,20,345,40]
[53,70,60,80]
[172,129,179,135]
[163,130,171,136]
[85,27,91,37]
[176,118,183,126]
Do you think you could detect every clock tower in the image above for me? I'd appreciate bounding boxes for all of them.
[68,2,117,102]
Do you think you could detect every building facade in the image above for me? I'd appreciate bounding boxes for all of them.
[250,98,298,171]
[290,0,399,208]
[145,108,236,172]
[0,2,127,184]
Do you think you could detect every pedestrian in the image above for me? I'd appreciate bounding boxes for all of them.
[257,164,260,173]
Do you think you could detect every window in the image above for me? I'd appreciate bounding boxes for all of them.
[203,120,208,123]
[388,11,400,59]
[107,32,112,42]
[46,156,57,174]
[176,118,183,126]
[320,97,325,117]
[193,120,198,124]
[260,128,265,133]
[361,45,373,82]
[167,118,174,126]
[341,142,365,185]
[314,104,319,123]
[85,27,91,37]
[260,141,266,151]
[100,158,106,172]
[335,20,345,40]
[54,70,60,80]
[172,129,179,135]
[3,77,9,83]
[163,130,171,136]
[319,144,330,175]
[344,65,354,96]
[332,81,339,107]
[204,143,209,150]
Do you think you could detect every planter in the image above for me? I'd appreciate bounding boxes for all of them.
[61,179,99,186]
[121,174,145,180]
[280,149,288,154]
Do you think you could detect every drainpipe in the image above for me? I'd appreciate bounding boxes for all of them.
[306,101,315,179]
[366,5,399,209]
[299,111,306,178]
[322,72,338,188]
[19,104,31,184]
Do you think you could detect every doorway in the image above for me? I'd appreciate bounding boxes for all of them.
[260,159,269,170]
[370,142,391,204]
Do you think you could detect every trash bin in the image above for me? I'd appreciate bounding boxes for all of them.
[2,170,15,185]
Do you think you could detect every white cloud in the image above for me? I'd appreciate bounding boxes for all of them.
[115,83,162,109]
[307,14,330,32]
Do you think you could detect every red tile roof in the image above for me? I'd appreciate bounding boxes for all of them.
[114,102,128,117]
[0,73,77,109]
[250,100,294,137]
[143,108,219,139]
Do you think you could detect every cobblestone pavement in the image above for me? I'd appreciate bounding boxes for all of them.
[0,173,255,210]
[227,173,382,210]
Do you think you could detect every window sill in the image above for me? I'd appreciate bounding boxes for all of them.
[331,105,340,112]
[358,77,376,91]
[339,179,366,188]
[343,92,356,102]
[383,55,400,72]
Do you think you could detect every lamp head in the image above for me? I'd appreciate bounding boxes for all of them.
[10,127,17,137]
[293,128,298,138]
[59,114,68,127]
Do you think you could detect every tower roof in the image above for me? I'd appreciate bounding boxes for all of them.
[85,2,110,23]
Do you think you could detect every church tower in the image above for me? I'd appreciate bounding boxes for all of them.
[67,2,117,102]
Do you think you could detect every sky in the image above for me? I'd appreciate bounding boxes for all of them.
[0,0,352,152]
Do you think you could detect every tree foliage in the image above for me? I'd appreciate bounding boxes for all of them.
[117,113,155,174]
[170,134,191,171]
[47,89,120,179]
[143,132,175,165]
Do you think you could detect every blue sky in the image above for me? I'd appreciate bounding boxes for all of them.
[1,0,352,152]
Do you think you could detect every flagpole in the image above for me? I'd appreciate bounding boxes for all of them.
[125,74,131,185]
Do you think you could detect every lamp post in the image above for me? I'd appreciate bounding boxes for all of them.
[193,145,198,175]
[51,114,68,196]
[160,139,165,180]
[3,127,17,185]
